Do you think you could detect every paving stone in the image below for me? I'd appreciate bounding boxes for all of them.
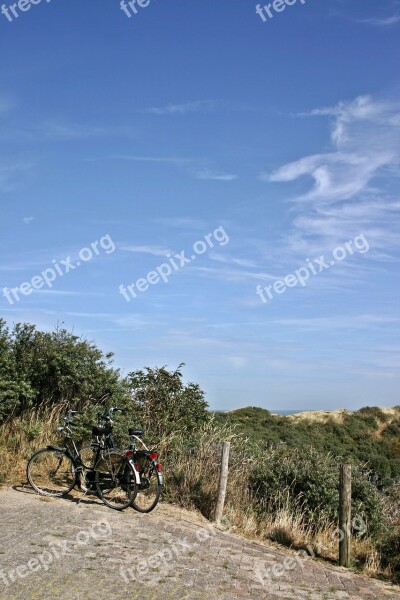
[0,487,399,600]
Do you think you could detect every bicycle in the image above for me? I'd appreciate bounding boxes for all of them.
[78,406,123,490]
[26,409,140,510]
[127,428,163,513]
[95,407,163,513]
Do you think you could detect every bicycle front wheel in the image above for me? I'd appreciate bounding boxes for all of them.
[27,448,77,497]
[95,454,138,510]
[77,445,97,493]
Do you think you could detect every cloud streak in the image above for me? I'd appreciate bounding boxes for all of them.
[140,100,252,115]
[192,168,238,181]
[0,160,33,192]
[88,155,238,181]
[357,15,400,26]
[121,245,173,256]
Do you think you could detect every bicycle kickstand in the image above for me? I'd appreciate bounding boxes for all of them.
[75,471,90,504]
[77,488,90,504]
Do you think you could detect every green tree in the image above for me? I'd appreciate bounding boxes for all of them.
[0,320,124,422]
[126,364,209,438]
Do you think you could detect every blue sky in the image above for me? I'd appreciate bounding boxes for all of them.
[1,0,399,411]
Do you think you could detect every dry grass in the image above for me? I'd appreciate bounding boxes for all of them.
[0,405,65,484]
[287,409,351,424]
[286,406,400,428]
[159,423,389,579]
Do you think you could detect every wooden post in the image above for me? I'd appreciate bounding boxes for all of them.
[339,464,352,567]
[214,441,230,524]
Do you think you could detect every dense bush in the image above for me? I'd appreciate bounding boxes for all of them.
[0,322,209,443]
[379,532,400,583]
[71,364,210,450]
[215,406,400,486]
[127,364,209,438]
[249,445,386,537]
[0,320,123,422]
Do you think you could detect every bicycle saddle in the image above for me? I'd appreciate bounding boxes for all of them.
[92,425,112,436]
[129,428,144,437]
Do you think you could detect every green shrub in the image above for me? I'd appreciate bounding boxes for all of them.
[379,531,400,583]
[249,445,386,536]
[0,320,123,423]
[216,406,400,489]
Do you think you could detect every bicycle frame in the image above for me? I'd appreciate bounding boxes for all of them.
[96,408,161,486]
[49,421,124,489]
[27,408,141,507]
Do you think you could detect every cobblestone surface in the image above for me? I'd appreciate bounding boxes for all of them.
[0,487,399,600]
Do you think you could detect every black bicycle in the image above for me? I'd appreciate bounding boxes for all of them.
[95,408,163,513]
[26,409,139,510]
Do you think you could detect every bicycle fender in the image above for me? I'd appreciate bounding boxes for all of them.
[128,460,142,485]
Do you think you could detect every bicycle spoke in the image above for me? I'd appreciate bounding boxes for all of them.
[96,453,137,510]
[132,458,162,513]
[27,449,76,497]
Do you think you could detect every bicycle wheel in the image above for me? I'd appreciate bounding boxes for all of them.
[27,448,77,497]
[95,453,138,510]
[78,445,97,493]
[132,456,162,513]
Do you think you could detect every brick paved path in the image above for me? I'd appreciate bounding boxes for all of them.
[0,487,399,600]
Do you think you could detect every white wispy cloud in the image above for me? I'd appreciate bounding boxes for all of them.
[111,314,154,329]
[193,265,276,283]
[193,168,238,181]
[264,315,400,331]
[120,245,173,256]
[40,122,109,139]
[0,160,33,192]
[91,155,190,165]
[89,155,237,182]
[264,96,400,204]
[204,316,400,332]
[291,197,400,252]
[357,15,400,26]
[156,216,207,229]
[63,312,154,330]
[258,95,400,266]
[267,151,391,203]
[226,356,248,369]
[32,290,91,296]
[140,100,251,116]
[1,121,136,143]
[141,100,218,115]
[65,312,116,318]
[23,216,34,225]
[0,257,52,272]
[209,253,257,268]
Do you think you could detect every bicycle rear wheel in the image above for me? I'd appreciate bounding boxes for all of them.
[95,454,138,510]
[132,457,162,513]
[27,448,76,497]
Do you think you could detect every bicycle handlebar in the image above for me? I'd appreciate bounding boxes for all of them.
[64,409,82,424]
[97,407,126,424]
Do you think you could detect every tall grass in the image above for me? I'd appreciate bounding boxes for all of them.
[0,405,67,484]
